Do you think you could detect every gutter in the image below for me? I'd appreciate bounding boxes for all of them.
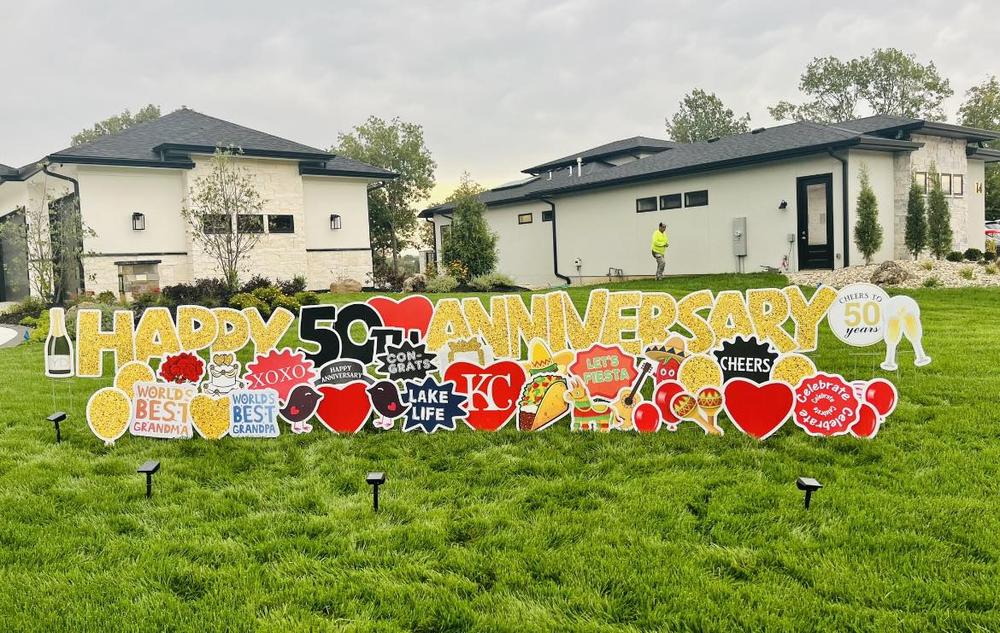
[42,163,84,302]
[540,198,571,285]
[827,149,850,268]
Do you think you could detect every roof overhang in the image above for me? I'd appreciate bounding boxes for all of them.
[152,143,333,161]
[46,154,196,170]
[299,163,398,180]
[968,147,1000,162]
[523,144,675,175]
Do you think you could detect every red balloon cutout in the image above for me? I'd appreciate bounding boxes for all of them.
[864,379,897,417]
[633,402,662,433]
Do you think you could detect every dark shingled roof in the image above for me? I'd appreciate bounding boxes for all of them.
[44,108,395,179]
[0,163,17,177]
[422,120,920,216]
[836,115,1000,142]
[523,136,678,174]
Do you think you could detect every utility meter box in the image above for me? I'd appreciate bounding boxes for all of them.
[732,217,748,257]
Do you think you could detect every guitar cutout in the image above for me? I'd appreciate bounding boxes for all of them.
[611,361,653,431]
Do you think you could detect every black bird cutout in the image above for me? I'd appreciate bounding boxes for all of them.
[280,384,323,433]
[367,381,409,430]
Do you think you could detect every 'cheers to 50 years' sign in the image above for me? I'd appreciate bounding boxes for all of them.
[65,284,925,445]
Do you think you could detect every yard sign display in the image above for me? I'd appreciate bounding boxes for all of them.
[66,286,923,445]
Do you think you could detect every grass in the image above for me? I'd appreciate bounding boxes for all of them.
[2,272,1000,631]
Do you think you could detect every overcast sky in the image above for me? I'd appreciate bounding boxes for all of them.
[2,0,999,201]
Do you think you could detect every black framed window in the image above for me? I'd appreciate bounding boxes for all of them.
[659,194,682,210]
[237,214,264,233]
[440,224,451,244]
[202,214,231,234]
[941,173,953,196]
[330,213,342,230]
[518,213,533,224]
[636,197,657,213]
[913,171,928,192]
[684,190,709,207]
[953,174,964,196]
[541,210,554,222]
[268,214,294,233]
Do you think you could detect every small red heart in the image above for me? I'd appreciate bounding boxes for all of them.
[722,379,794,440]
[633,402,662,433]
[290,406,300,416]
[388,402,397,412]
[316,383,371,434]
[850,402,881,438]
[444,360,528,432]
[367,296,435,337]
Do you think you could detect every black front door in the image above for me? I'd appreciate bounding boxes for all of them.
[796,173,834,269]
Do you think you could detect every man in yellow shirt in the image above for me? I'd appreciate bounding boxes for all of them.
[651,222,669,280]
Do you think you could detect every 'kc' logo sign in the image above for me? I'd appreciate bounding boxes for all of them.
[444,361,528,432]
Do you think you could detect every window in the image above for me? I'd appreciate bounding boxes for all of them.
[636,197,657,213]
[541,210,554,222]
[684,190,709,207]
[518,213,533,224]
[914,171,927,192]
[237,214,264,233]
[330,214,342,230]
[941,174,952,196]
[659,194,682,210]
[953,174,964,196]
[268,214,294,233]
[440,224,451,245]
[202,214,231,234]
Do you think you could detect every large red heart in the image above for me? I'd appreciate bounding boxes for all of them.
[722,379,793,440]
[316,383,371,434]
[444,360,527,431]
[367,296,434,337]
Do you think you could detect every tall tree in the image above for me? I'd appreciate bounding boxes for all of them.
[769,49,952,123]
[181,149,266,291]
[71,104,161,146]
[334,117,436,275]
[853,166,883,264]
[926,166,953,259]
[904,178,928,260]
[958,76,1000,220]
[441,173,496,281]
[665,89,750,143]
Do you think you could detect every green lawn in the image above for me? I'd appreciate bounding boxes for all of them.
[1,273,998,632]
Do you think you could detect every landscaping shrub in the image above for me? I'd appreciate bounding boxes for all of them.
[278,275,307,296]
[96,290,118,305]
[922,276,940,288]
[986,264,998,275]
[945,251,963,262]
[963,248,983,262]
[469,272,516,291]
[229,292,269,314]
[294,291,320,306]
[0,297,46,325]
[161,278,231,307]
[272,294,301,314]
[426,274,458,293]
[920,260,934,271]
[131,291,168,319]
[959,266,975,280]
[853,166,883,264]
[984,251,998,262]
[927,166,953,259]
[240,274,272,293]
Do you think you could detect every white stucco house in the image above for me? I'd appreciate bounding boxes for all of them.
[0,108,394,301]
[422,116,1000,287]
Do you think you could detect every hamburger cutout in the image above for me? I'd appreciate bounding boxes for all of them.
[517,373,569,431]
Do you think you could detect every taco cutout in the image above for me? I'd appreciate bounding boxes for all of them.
[517,373,569,431]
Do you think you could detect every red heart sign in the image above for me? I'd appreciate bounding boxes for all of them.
[444,360,527,431]
[722,378,794,440]
[368,296,434,337]
[316,383,371,434]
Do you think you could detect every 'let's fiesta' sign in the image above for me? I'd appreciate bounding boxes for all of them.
[70,286,914,445]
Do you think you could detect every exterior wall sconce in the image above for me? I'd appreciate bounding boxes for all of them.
[132,212,146,230]
[330,213,342,230]
[778,200,788,210]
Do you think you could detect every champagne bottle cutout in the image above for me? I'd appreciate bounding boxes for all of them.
[45,308,74,378]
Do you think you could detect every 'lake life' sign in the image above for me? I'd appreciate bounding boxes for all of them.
[63,286,924,445]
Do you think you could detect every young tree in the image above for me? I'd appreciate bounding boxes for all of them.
[72,104,161,146]
[904,177,928,260]
[959,76,1000,220]
[665,89,751,142]
[926,166,953,259]
[441,174,496,280]
[853,166,883,264]
[181,149,265,291]
[770,48,952,122]
[334,117,436,275]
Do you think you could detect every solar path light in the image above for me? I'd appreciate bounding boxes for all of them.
[138,460,161,498]
[796,477,822,510]
[47,412,66,443]
[366,472,386,512]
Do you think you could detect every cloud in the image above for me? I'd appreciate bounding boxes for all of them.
[2,0,998,202]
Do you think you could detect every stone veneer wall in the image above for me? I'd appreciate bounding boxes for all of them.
[83,254,192,297]
[893,134,971,257]
[306,249,373,290]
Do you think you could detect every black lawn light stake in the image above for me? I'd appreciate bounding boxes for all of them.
[366,472,386,512]
[138,460,161,498]
[796,477,823,510]
[47,412,66,443]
